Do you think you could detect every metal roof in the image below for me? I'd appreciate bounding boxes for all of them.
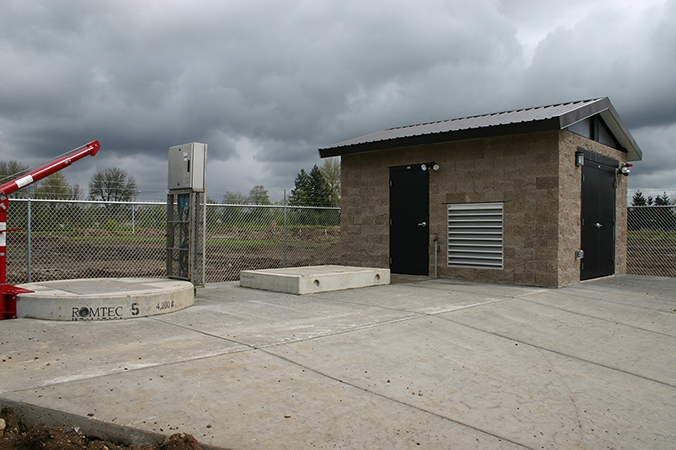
[319,97,642,161]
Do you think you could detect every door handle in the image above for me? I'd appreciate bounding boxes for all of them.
[594,223,602,228]
[418,221,427,227]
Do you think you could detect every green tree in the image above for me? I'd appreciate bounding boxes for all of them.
[247,185,271,205]
[35,173,72,199]
[631,190,647,206]
[308,165,332,207]
[0,160,31,198]
[89,168,138,202]
[655,192,672,205]
[320,157,340,207]
[223,191,247,204]
[289,169,311,206]
[289,165,332,207]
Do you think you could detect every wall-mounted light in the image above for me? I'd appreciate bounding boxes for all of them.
[575,150,585,167]
[421,162,440,171]
[619,163,633,176]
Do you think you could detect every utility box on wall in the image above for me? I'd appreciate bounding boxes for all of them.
[168,142,207,192]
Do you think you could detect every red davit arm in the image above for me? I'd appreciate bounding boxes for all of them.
[0,140,100,319]
[0,140,100,196]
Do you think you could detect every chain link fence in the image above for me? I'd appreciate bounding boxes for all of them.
[627,205,676,277]
[4,200,675,283]
[5,199,341,285]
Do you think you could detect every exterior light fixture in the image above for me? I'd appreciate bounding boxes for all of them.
[575,150,585,167]
[421,162,440,171]
[619,163,633,176]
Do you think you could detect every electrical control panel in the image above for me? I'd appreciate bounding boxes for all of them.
[168,142,207,192]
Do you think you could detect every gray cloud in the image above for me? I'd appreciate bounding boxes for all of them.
[1,0,674,201]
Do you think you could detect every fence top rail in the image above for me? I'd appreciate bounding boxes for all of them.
[628,205,676,209]
[12,198,165,206]
[210,203,340,210]
[11,198,340,210]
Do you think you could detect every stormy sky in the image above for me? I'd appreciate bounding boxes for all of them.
[1,0,674,202]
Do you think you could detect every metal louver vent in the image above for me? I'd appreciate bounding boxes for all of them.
[447,203,503,269]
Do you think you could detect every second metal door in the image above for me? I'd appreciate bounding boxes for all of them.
[581,159,616,280]
[390,165,429,275]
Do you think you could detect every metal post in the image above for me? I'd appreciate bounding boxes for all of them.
[283,190,287,268]
[27,198,32,283]
[434,239,438,279]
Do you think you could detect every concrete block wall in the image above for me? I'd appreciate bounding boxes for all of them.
[558,131,629,282]
[339,129,629,287]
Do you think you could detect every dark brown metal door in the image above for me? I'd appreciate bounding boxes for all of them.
[390,165,429,275]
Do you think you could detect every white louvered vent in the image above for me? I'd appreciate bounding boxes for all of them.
[447,203,503,269]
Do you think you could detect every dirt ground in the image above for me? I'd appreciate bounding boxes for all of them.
[0,408,204,450]
[5,226,342,285]
[627,238,676,277]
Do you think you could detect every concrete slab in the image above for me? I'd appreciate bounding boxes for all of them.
[16,278,194,321]
[1,275,675,449]
[0,315,247,394]
[239,265,389,294]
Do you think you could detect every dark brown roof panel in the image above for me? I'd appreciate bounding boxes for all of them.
[319,97,642,161]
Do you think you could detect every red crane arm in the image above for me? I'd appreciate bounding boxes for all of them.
[0,140,100,196]
[1,139,101,319]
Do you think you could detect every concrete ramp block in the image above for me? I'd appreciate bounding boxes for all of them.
[16,278,194,321]
[240,265,390,295]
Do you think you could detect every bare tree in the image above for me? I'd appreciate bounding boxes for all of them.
[89,168,138,202]
[320,157,340,206]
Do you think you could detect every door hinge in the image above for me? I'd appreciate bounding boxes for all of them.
[390,180,392,187]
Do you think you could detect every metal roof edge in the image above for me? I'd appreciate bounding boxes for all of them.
[599,100,643,161]
[319,118,561,158]
[319,97,643,161]
[557,97,608,128]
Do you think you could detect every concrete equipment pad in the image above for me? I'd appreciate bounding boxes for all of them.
[239,264,390,294]
[2,275,676,449]
[16,278,194,321]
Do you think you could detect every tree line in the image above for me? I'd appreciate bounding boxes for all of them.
[1,161,138,201]
[629,190,676,231]
[221,158,340,207]
[1,157,340,207]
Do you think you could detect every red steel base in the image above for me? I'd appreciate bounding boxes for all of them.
[0,284,33,320]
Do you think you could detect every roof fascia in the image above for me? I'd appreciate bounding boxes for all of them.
[558,97,642,161]
[557,97,609,128]
[599,104,643,161]
[319,117,561,158]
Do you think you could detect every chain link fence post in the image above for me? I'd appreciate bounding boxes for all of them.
[26,197,32,283]
[283,190,287,268]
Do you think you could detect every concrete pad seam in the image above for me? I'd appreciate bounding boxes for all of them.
[518,297,676,339]
[260,347,536,450]
[311,292,518,316]
[438,315,676,390]
[149,313,420,351]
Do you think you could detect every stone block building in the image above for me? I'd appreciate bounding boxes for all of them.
[319,98,642,287]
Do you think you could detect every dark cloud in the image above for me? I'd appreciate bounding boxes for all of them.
[1,0,674,201]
